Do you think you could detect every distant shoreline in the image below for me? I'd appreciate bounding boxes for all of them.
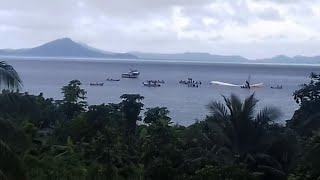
[2,55,320,67]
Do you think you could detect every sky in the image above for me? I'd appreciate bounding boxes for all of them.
[0,0,320,59]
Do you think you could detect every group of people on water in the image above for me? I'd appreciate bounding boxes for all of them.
[179,78,202,88]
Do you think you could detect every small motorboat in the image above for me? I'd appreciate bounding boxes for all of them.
[106,78,120,82]
[142,81,161,87]
[271,85,283,89]
[90,83,104,86]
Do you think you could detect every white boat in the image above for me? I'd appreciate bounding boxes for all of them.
[142,81,161,87]
[121,69,140,78]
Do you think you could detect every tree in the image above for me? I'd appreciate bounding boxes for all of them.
[0,61,22,90]
[120,94,144,142]
[59,80,87,119]
[288,73,320,137]
[289,131,320,180]
[206,93,281,155]
[140,108,182,180]
[144,107,170,124]
[206,94,285,179]
[293,72,320,106]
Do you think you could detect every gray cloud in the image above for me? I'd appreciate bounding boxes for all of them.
[256,7,282,20]
[0,0,320,58]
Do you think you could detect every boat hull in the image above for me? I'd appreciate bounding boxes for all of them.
[90,83,104,86]
[106,79,120,81]
[142,83,161,87]
[121,74,139,78]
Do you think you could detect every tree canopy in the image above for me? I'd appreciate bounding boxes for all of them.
[0,62,319,180]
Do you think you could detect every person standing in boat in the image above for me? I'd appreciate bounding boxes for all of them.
[245,80,250,89]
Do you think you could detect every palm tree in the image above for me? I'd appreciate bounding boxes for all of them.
[206,93,281,155]
[206,94,286,179]
[0,61,22,90]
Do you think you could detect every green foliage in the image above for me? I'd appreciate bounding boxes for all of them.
[0,140,26,180]
[289,73,320,137]
[289,131,320,180]
[0,76,319,180]
[206,93,281,155]
[294,72,320,106]
[120,94,144,142]
[144,107,170,124]
[0,91,62,128]
[59,79,87,119]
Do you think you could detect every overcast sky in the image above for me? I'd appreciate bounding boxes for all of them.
[0,0,320,58]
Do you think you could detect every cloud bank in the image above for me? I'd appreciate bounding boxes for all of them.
[0,0,320,58]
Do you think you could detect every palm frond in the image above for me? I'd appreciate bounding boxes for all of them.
[223,94,243,132]
[206,101,228,119]
[0,61,22,90]
[229,94,243,116]
[242,93,258,120]
[222,94,234,118]
[255,107,281,127]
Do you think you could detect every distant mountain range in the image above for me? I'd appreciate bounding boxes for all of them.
[0,38,137,59]
[258,55,320,64]
[130,52,248,62]
[1,38,320,64]
[131,52,320,64]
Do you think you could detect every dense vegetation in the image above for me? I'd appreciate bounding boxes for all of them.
[0,62,319,179]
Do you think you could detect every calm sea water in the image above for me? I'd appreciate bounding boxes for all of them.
[8,58,320,125]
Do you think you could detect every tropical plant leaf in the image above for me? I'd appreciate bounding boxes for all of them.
[255,107,282,127]
[206,101,228,119]
[242,93,258,121]
[0,61,22,90]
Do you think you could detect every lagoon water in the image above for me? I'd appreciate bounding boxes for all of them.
[8,58,320,125]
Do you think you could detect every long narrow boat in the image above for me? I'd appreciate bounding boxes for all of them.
[106,78,120,82]
[90,83,104,86]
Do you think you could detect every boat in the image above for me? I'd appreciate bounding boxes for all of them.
[271,85,283,89]
[121,69,140,78]
[148,80,165,84]
[106,78,120,82]
[179,78,201,85]
[90,83,104,86]
[142,81,161,87]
